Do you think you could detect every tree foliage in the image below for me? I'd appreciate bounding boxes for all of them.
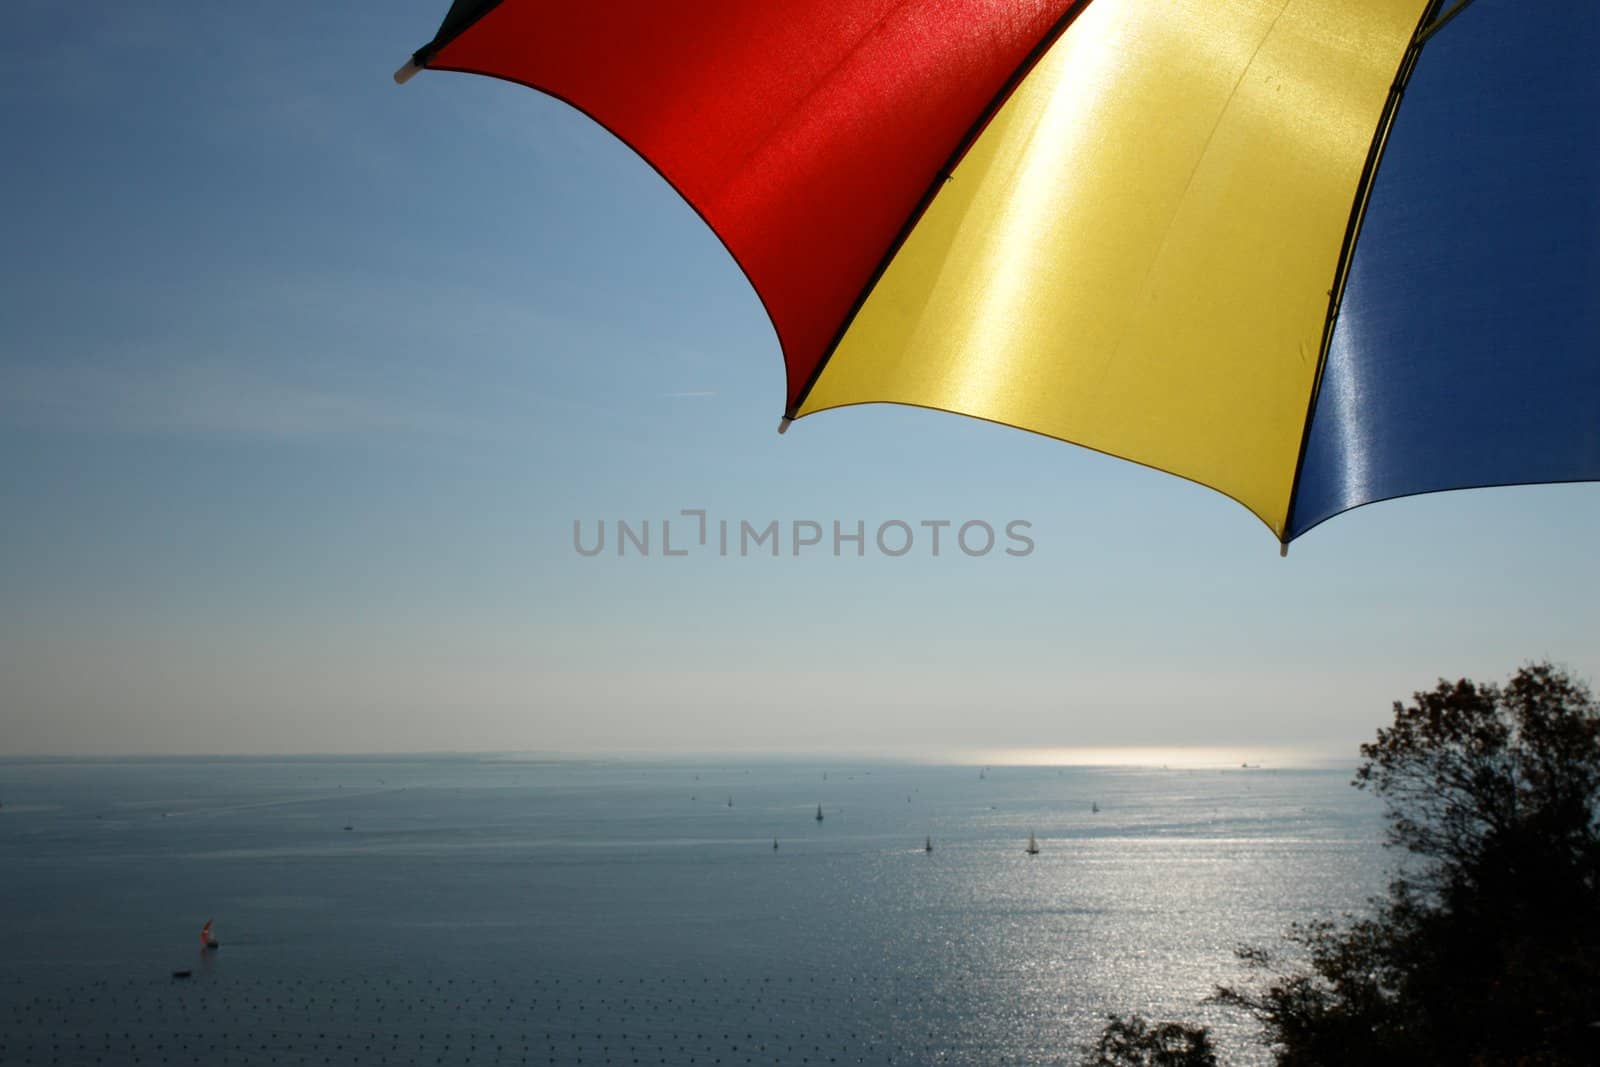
[1214,662,1600,1065]
[1078,1013,1218,1067]
[1091,662,1600,1065]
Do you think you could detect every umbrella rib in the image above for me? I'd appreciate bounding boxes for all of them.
[1280,0,1455,546]
[784,0,1094,421]
[1416,0,1479,46]
[1089,3,1292,409]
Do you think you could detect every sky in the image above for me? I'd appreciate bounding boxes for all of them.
[1,1,1596,759]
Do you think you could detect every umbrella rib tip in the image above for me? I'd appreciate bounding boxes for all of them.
[777,416,793,435]
[393,57,422,85]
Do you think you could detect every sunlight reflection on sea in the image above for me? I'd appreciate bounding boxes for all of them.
[0,756,1385,1065]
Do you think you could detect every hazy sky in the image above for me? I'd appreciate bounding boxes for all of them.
[2,2,1596,758]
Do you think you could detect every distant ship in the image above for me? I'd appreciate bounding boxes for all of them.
[1025,832,1040,855]
[200,919,219,950]
[815,804,824,822]
[727,796,733,808]
[1091,801,1100,813]
[924,836,933,853]
[773,838,779,851]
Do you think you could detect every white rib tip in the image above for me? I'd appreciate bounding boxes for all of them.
[393,58,422,85]
[777,416,793,435]
[1279,541,1289,558]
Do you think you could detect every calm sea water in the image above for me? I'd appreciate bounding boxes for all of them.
[0,757,1388,1066]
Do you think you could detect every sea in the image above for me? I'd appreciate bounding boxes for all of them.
[0,756,1390,1066]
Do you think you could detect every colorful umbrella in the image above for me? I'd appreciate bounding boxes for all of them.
[395,0,1597,549]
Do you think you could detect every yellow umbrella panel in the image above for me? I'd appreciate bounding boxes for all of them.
[798,0,1430,539]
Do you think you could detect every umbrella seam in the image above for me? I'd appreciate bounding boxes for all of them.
[785,0,1094,420]
[1281,0,1451,545]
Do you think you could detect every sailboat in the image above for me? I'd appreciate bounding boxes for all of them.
[1025,832,1040,855]
[924,836,933,853]
[1091,801,1100,814]
[200,918,219,950]
[815,804,824,822]
[773,838,779,851]
[727,795,733,808]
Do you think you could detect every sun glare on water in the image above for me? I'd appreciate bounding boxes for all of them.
[967,744,1342,769]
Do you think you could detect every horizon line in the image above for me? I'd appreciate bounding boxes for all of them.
[0,742,1356,769]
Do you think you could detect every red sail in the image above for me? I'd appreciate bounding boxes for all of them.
[200,919,213,946]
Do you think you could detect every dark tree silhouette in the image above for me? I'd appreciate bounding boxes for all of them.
[1212,662,1600,1065]
[1078,1013,1218,1067]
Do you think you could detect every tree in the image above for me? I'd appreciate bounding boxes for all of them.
[1213,662,1600,1065]
[1078,1013,1218,1067]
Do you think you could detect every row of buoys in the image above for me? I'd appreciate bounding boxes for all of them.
[85,973,975,986]
[14,973,983,994]
[0,1035,997,1053]
[0,1036,1036,1049]
[10,970,1052,1064]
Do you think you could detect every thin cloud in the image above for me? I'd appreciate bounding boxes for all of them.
[0,359,492,443]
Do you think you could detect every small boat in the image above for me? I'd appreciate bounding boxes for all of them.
[171,970,192,979]
[200,919,219,950]
[727,796,733,808]
[924,836,933,853]
[1091,801,1100,814]
[1025,832,1040,855]
[773,838,779,850]
[815,804,824,822]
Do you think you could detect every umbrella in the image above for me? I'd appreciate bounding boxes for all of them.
[394,0,1597,550]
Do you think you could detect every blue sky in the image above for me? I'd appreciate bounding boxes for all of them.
[2,1,1596,757]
